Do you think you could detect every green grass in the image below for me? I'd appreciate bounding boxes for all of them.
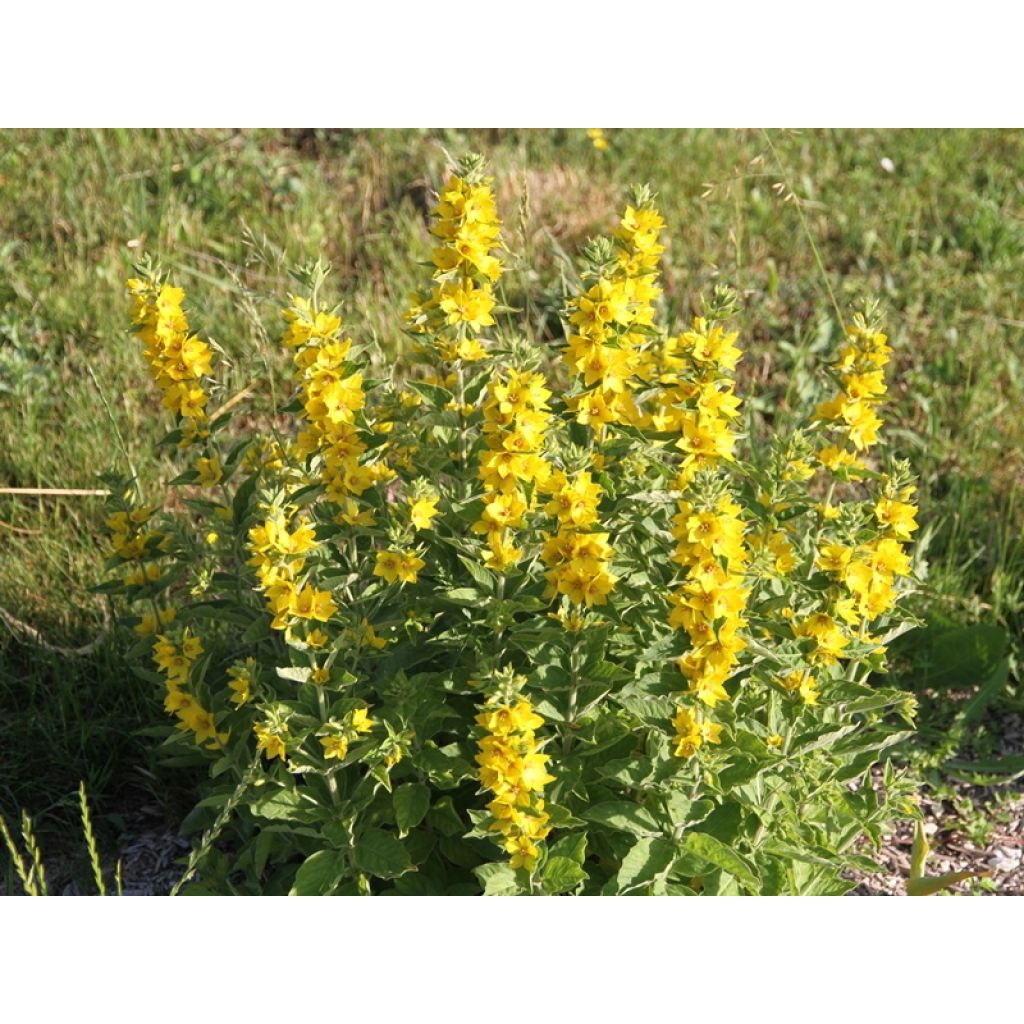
[2,128,1021,859]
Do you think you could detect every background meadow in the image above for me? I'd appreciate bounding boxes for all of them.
[1,128,1021,893]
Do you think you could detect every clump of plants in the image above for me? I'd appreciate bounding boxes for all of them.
[100,154,921,895]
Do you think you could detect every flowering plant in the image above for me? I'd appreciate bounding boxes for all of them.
[101,154,919,895]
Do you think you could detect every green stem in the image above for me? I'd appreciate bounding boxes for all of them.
[563,636,581,755]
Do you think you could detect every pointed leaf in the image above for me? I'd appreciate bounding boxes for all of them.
[683,832,760,892]
[393,784,431,837]
[908,870,991,896]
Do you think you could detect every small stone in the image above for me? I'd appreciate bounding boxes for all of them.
[987,848,1021,873]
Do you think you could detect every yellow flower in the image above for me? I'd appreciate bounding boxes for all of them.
[409,495,440,531]
[195,457,223,487]
[321,735,349,760]
[227,658,255,706]
[374,550,403,584]
[135,607,175,636]
[254,722,288,762]
[779,670,819,705]
[291,585,337,623]
[874,498,918,540]
[350,708,375,734]
[398,551,425,584]
[455,338,487,361]
[337,500,375,527]
[306,628,329,648]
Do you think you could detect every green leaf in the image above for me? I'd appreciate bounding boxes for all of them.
[178,881,220,895]
[393,783,431,837]
[548,832,588,864]
[457,554,495,593]
[425,795,465,837]
[388,873,445,896]
[908,870,991,896]
[682,832,760,892]
[353,828,413,879]
[582,801,662,837]
[945,753,1024,783]
[474,862,521,896]
[543,857,587,894]
[440,587,481,606]
[789,723,860,756]
[616,837,677,893]
[276,665,312,684]
[232,472,259,526]
[955,657,1010,731]
[289,850,344,895]
[250,789,304,821]
[533,699,566,723]
[718,755,765,789]
[910,820,930,880]
[612,694,677,721]
[761,841,839,869]
[598,757,654,787]
[692,802,742,844]
[902,623,1009,689]
[664,791,693,826]
[406,379,452,407]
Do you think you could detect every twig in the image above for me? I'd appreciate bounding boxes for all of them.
[0,488,111,497]
[0,518,43,535]
[212,381,259,420]
[0,603,107,658]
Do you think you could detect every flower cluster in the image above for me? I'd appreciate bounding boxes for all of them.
[671,706,722,759]
[814,313,893,458]
[660,310,751,747]
[227,657,256,707]
[153,629,226,749]
[126,272,215,455]
[374,548,425,585]
[663,317,743,484]
[404,159,503,362]
[106,503,169,590]
[247,510,336,635]
[669,489,751,709]
[786,309,918,693]
[475,695,554,872]
[318,707,375,762]
[103,500,179,632]
[285,297,385,507]
[473,370,553,571]
[540,471,617,607]
[802,474,917,666]
[564,194,665,430]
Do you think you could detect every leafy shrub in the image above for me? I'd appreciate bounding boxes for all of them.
[100,154,920,895]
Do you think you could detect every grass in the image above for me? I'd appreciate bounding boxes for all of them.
[1,128,1021,871]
